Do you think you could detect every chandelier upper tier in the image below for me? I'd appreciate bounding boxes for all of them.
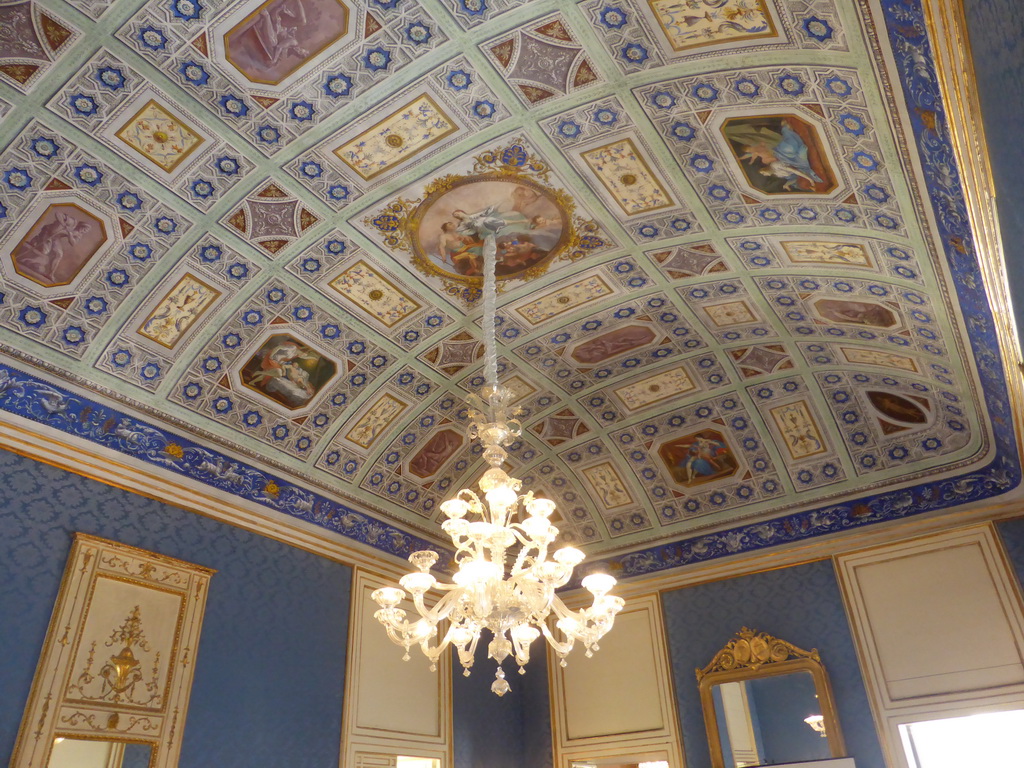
[371,207,625,696]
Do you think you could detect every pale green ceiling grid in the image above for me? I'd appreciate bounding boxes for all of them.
[0,0,996,554]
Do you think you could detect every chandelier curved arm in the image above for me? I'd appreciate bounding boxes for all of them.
[538,618,576,663]
[506,525,542,573]
[415,613,469,670]
[373,605,437,662]
[409,580,462,629]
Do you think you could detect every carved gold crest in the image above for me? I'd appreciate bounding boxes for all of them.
[695,627,820,681]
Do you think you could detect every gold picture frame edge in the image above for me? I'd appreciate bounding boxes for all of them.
[406,171,580,287]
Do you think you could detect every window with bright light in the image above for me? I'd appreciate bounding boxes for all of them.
[395,757,440,768]
[900,709,1024,768]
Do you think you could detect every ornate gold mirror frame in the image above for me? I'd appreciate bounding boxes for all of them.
[11,533,214,768]
[695,628,845,768]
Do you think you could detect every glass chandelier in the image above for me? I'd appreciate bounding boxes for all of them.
[371,209,625,695]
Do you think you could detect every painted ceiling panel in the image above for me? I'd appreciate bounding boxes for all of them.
[0,0,1019,578]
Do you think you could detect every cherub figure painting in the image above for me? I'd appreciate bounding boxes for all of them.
[412,177,569,281]
[722,115,837,194]
[240,334,336,409]
[226,0,349,85]
[658,429,739,487]
[13,204,106,287]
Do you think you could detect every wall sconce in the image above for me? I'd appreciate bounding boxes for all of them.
[804,714,827,737]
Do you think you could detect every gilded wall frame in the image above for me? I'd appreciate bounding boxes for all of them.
[696,628,846,768]
[11,533,214,768]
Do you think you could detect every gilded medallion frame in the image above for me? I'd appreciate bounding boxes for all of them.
[363,142,605,296]
[406,172,575,286]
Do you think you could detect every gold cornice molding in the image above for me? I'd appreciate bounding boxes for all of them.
[577,495,1024,601]
[924,0,1024,450]
[5,399,1023,601]
[0,411,415,582]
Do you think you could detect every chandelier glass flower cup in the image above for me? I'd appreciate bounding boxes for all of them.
[371,205,625,696]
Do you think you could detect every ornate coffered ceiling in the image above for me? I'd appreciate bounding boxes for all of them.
[0,0,1020,578]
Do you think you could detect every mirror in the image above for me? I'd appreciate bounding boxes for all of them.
[572,760,672,768]
[696,628,845,768]
[48,739,153,768]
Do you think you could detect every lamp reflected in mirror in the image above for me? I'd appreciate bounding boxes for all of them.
[804,714,827,737]
[47,738,153,768]
[571,756,672,768]
[697,628,846,768]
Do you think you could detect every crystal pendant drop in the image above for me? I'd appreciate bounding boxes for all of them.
[491,666,510,697]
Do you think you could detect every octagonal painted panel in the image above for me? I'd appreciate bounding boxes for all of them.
[722,114,837,195]
[11,203,107,287]
[224,0,350,86]
[659,429,741,488]
[239,333,338,410]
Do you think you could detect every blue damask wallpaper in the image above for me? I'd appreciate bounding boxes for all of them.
[997,517,1024,592]
[0,448,352,768]
[452,645,552,768]
[963,0,1024,334]
[661,559,885,768]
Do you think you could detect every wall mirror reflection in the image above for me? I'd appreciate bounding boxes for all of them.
[47,738,153,768]
[572,758,672,768]
[696,628,845,768]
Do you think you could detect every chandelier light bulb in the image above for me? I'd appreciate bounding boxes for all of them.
[581,572,617,597]
[440,498,469,519]
[441,517,469,535]
[409,550,439,572]
[371,211,625,694]
[804,714,827,736]
[485,485,519,515]
[553,546,585,566]
[399,571,436,595]
[370,586,404,609]
[521,514,553,541]
[525,497,557,518]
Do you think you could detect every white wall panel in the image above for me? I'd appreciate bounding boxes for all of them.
[342,569,451,768]
[852,542,1024,700]
[551,593,684,768]
[836,523,1024,768]
[563,608,665,739]
[354,586,442,735]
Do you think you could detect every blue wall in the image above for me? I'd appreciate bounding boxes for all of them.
[962,0,1024,333]
[661,559,886,768]
[746,672,831,764]
[0,448,352,768]
[452,637,553,768]
[997,517,1024,593]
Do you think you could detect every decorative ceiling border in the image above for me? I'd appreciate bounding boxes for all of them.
[0,0,1020,580]
[0,356,447,564]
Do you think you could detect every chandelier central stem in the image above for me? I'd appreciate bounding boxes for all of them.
[481,231,499,390]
